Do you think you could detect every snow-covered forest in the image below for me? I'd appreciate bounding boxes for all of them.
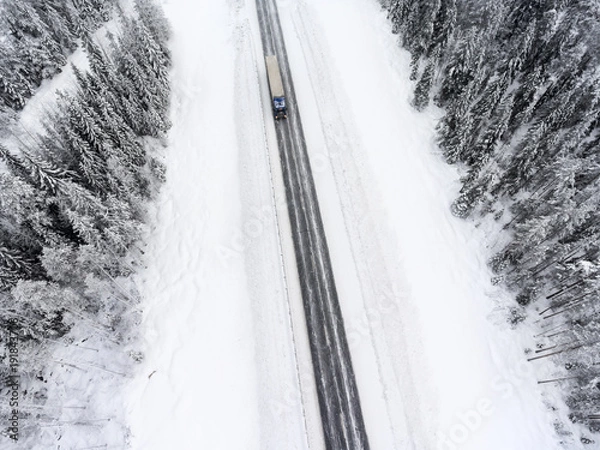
[0,0,170,446]
[1,0,599,447]
[387,0,600,436]
[0,0,118,125]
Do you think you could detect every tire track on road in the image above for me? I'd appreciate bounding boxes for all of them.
[255,0,370,448]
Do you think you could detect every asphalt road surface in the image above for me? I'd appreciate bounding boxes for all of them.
[255,0,371,448]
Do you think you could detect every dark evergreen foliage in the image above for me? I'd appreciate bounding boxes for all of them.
[387,0,600,435]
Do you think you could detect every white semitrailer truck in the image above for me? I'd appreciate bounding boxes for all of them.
[265,55,287,120]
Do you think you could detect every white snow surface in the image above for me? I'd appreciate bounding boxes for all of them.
[127,0,577,449]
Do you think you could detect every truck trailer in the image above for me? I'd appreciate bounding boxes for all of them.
[265,55,287,120]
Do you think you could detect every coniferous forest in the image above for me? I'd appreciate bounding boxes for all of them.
[0,0,119,124]
[0,0,170,444]
[386,0,600,436]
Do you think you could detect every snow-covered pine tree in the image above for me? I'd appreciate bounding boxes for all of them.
[134,0,172,65]
[412,59,434,111]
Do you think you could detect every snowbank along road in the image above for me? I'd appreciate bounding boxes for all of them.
[255,0,370,448]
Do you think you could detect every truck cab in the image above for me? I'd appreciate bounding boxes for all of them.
[273,96,287,120]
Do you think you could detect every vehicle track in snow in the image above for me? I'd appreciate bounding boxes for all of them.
[287,4,419,448]
[255,0,370,448]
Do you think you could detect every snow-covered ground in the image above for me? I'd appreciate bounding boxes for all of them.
[126,0,311,448]
[127,0,578,449]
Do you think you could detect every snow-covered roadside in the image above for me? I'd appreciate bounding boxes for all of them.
[126,0,311,448]
[277,0,572,448]
[124,1,259,447]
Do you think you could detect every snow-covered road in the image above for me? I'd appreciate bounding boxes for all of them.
[256,0,370,447]
[126,0,568,448]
